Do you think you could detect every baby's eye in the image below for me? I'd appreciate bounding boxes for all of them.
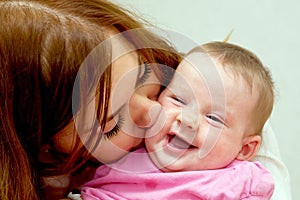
[170,95,185,106]
[206,114,224,125]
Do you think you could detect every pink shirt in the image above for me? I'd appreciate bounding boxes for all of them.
[82,148,274,200]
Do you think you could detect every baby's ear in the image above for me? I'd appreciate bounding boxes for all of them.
[236,135,261,161]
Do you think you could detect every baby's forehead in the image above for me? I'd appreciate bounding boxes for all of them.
[179,50,221,74]
[171,61,226,97]
[176,52,223,83]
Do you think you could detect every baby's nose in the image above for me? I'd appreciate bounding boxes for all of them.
[176,107,200,131]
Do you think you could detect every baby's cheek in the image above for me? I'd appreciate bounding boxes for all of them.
[129,92,161,128]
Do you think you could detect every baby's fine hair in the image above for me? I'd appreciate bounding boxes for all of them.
[190,42,274,135]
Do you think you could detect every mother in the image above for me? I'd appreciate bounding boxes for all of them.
[0,0,181,199]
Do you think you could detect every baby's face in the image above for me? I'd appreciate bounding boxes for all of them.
[145,52,259,171]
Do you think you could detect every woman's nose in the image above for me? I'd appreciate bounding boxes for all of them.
[176,107,199,131]
[129,92,162,128]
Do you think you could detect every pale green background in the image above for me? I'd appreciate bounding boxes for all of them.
[114,0,299,199]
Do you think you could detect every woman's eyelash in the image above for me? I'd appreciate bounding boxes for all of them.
[136,61,151,87]
[104,115,124,139]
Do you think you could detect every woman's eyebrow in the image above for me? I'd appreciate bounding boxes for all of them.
[106,105,124,122]
[135,54,143,88]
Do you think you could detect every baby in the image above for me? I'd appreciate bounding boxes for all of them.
[81,42,275,200]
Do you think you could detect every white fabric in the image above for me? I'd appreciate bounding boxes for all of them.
[254,122,292,200]
[68,192,82,200]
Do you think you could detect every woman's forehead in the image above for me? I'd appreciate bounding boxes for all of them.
[102,28,137,61]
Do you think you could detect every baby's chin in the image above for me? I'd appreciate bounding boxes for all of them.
[159,164,203,172]
[156,163,191,172]
[148,153,187,172]
[150,153,211,172]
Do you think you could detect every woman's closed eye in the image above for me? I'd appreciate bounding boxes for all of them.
[135,56,152,88]
[104,114,124,139]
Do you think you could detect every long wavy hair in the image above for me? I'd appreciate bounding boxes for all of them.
[0,0,181,199]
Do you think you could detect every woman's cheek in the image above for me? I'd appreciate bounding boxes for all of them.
[93,135,141,163]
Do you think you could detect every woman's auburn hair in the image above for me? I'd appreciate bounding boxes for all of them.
[0,0,181,199]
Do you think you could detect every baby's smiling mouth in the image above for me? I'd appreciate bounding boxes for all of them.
[167,134,196,150]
